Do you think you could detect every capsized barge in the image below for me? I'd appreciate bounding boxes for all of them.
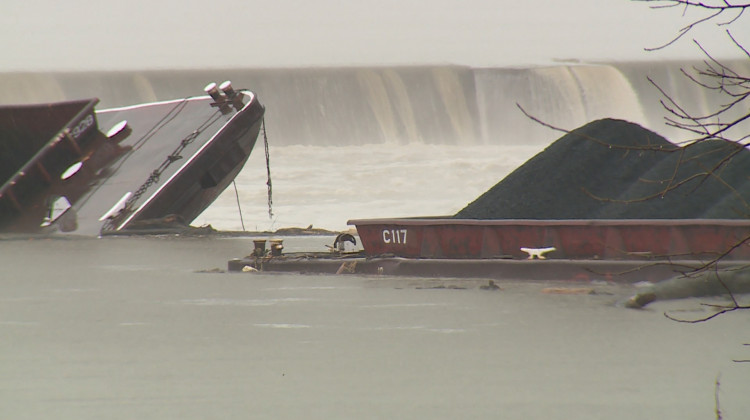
[0,81,264,236]
[228,218,750,283]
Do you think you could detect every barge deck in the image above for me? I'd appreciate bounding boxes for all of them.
[227,218,750,283]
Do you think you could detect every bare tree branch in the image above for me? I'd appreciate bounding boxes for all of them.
[633,1,750,50]
[516,103,679,152]
[663,264,750,323]
[519,4,750,326]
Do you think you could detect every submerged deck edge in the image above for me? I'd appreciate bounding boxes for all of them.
[227,254,748,284]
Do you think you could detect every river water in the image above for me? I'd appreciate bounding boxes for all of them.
[1,235,748,420]
[3,61,750,419]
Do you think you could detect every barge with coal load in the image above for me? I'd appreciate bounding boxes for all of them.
[228,218,750,283]
[228,119,750,284]
[0,81,264,236]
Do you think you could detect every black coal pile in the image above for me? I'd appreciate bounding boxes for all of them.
[454,118,750,219]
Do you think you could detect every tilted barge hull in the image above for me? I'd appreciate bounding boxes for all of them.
[0,82,264,236]
[228,218,750,283]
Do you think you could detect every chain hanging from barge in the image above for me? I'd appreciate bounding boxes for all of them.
[263,118,273,220]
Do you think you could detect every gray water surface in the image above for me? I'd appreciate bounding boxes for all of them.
[1,236,748,419]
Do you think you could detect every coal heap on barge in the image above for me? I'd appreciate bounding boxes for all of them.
[455,118,750,220]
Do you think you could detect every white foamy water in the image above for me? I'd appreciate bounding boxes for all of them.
[195,143,541,232]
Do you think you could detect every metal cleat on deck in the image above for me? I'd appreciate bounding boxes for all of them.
[520,247,557,260]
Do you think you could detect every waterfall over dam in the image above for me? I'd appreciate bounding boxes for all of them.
[2,60,748,146]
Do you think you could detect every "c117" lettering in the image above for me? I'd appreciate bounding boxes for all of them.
[382,229,407,244]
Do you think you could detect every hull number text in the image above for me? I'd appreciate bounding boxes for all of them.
[382,229,407,244]
[71,114,95,139]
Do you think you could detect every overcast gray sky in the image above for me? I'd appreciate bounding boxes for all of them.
[1,0,747,71]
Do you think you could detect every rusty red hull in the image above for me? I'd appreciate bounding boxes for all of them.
[348,218,750,260]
